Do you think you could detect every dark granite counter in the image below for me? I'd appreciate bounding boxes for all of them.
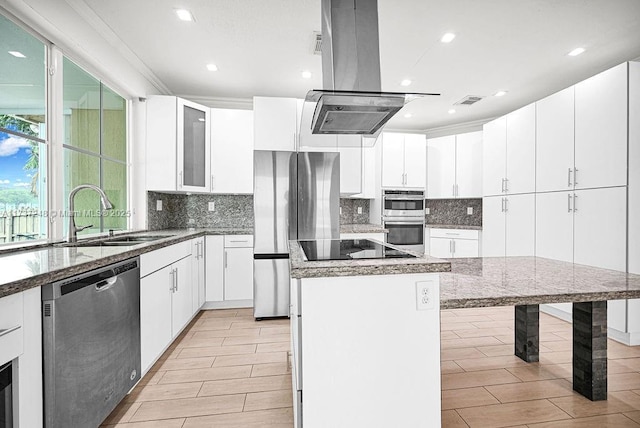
[289,239,451,279]
[340,223,388,234]
[426,224,483,231]
[440,257,640,309]
[0,228,252,298]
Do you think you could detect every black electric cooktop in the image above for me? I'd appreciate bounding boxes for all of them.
[299,239,417,261]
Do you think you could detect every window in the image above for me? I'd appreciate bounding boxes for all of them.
[62,58,128,237]
[0,13,48,244]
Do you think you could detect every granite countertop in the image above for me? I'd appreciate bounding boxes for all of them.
[340,223,388,234]
[426,224,483,231]
[289,239,451,279]
[440,257,640,309]
[0,228,252,298]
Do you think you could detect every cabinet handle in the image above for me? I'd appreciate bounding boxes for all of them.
[501,197,505,212]
[224,251,228,268]
[179,171,184,188]
[567,194,573,212]
[211,175,215,190]
[573,194,578,212]
[504,178,509,192]
[504,197,509,212]
[169,269,175,292]
[0,325,21,338]
[453,240,456,254]
[501,178,505,193]
[568,168,573,187]
[449,239,453,253]
[574,168,579,186]
[175,268,179,292]
[455,184,459,197]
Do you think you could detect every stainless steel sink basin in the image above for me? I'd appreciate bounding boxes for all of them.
[105,235,174,243]
[59,234,175,248]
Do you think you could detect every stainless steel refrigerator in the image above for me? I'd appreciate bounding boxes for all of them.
[253,151,340,319]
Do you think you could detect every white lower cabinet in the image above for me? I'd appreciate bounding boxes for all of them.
[192,237,206,312]
[140,241,196,374]
[429,228,480,258]
[204,235,254,308]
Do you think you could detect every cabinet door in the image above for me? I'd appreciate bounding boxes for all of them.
[358,145,377,198]
[482,196,506,257]
[455,131,483,198]
[535,191,574,263]
[205,236,224,302]
[403,134,427,188]
[575,63,628,190]
[211,108,254,193]
[339,146,363,195]
[453,239,479,258]
[145,96,178,192]
[427,135,456,198]
[536,87,575,193]
[505,193,535,256]
[482,117,507,196]
[506,104,536,194]
[140,266,173,373]
[253,97,297,151]
[177,98,210,192]
[381,133,405,187]
[574,187,627,272]
[192,238,205,311]
[172,256,194,337]
[430,237,453,258]
[225,247,255,300]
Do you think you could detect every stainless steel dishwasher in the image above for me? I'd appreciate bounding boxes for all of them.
[42,258,141,428]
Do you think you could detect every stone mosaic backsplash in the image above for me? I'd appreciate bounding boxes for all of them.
[147,192,254,230]
[425,198,482,227]
[340,198,370,224]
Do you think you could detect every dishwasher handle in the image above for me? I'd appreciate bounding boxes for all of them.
[95,276,119,291]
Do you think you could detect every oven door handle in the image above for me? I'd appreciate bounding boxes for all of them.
[384,221,425,226]
[383,196,425,201]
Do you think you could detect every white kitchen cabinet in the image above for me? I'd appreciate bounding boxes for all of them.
[146,96,211,193]
[211,108,254,194]
[253,97,298,151]
[482,117,507,197]
[205,235,224,303]
[482,193,535,257]
[574,63,628,190]
[535,191,574,263]
[429,228,480,258]
[192,237,206,312]
[171,256,193,337]
[339,145,364,195]
[536,87,575,193]
[224,235,254,301]
[426,135,456,198]
[381,132,426,189]
[427,131,482,198]
[505,104,536,195]
[630,61,640,276]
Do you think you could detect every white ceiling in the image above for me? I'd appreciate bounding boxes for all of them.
[81,0,640,132]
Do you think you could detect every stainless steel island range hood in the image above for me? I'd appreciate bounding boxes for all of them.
[305,0,438,136]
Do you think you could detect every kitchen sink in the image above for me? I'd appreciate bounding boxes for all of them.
[58,234,175,248]
[104,235,174,243]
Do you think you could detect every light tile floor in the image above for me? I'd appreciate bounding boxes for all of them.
[102,306,640,427]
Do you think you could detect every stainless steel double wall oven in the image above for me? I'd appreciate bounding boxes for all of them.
[382,189,426,253]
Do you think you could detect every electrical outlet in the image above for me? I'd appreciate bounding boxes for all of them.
[416,282,436,311]
[467,207,473,215]
[156,200,163,211]
[425,207,430,215]
[357,206,362,214]
[208,201,215,211]
[339,207,342,215]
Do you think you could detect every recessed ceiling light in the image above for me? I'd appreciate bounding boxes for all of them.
[568,47,585,57]
[404,113,413,118]
[175,9,194,22]
[494,91,507,97]
[400,79,412,87]
[206,63,218,72]
[301,70,312,79]
[448,109,456,114]
[8,51,26,58]
[441,33,456,43]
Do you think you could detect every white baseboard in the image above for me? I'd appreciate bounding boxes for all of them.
[202,300,253,310]
[540,304,572,323]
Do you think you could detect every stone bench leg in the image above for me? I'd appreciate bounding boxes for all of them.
[573,301,607,401]
[515,304,539,362]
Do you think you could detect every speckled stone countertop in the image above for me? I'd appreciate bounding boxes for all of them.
[0,228,252,298]
[340,223,388,234]
[426,224,483,231]
[289,239,451,279]
[440,257,640,309]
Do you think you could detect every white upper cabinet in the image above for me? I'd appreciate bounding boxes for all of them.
[574,63,628,190]
[426,135,456,198]
[505,104,536,195]
[536,87,575,193]
[211,108,254,194]
[455,131,483,198]
[482,117,507,196]
[339,146,363,196]
[382,133,426,189]
[146,96,211,193]
[253,97,297,151]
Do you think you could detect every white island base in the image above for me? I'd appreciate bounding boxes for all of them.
[290,273,441,428]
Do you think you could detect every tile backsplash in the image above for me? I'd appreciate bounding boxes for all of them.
[425,198,482,227]
[147,192,253,230]
[340,198,370,224]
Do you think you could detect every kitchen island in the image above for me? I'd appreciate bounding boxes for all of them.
[289,239,451,428]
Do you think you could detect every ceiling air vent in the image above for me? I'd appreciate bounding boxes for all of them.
[312,31,322,55]
[455,95,484,106]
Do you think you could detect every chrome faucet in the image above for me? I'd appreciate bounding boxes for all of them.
[68,184,114,243]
